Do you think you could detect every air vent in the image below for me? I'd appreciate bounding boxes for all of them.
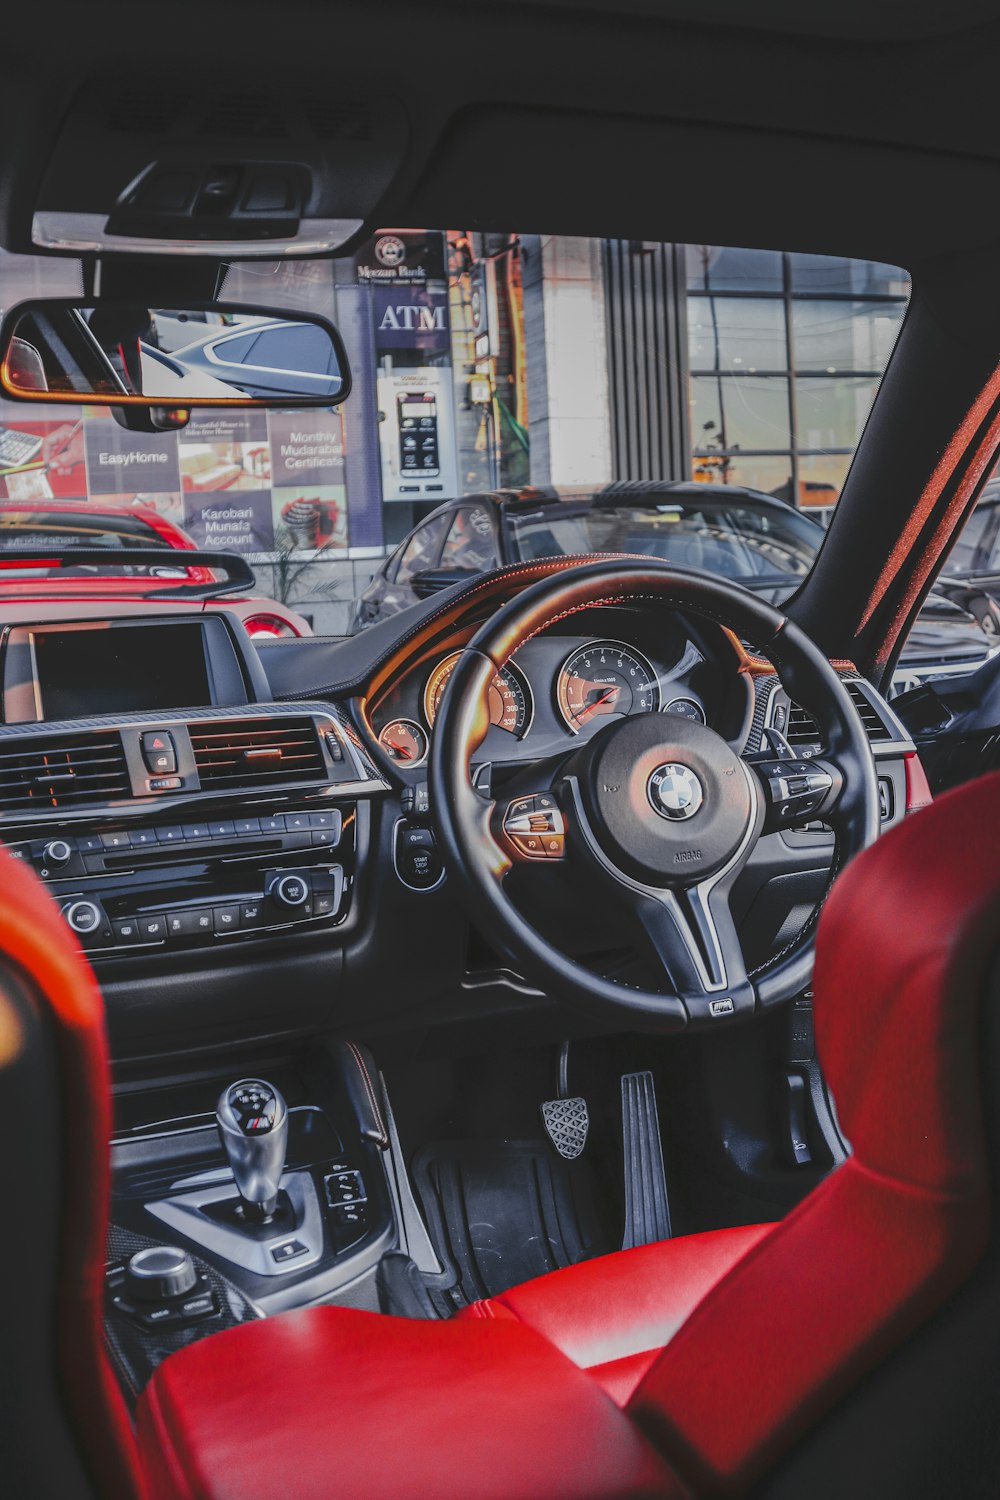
[844,682,892,742]
[784,702,821,747]
[0,732,130,814]
[783,682,892,749]
[190,717,326,788]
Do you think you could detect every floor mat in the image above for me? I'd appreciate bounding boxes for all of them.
[412,1138,607,1311]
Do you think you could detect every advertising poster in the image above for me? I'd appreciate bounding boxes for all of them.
[376,366,458,503]
[84,414,181,498]
[0,418,88,501]
[268,409,348,554]
[179,409,271,497]
[182,493,275,554]
[269,409,344,488]
[272,486,348,554]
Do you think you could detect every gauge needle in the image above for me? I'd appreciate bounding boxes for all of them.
[389,741,413,760]
[578,687,620,722]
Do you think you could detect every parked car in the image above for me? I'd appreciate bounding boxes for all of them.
[168,318,346,401]
[350,481,998,693]
[0,500,310,638]
[936,477,1000,636]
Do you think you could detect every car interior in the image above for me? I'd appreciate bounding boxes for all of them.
[3,2,1000,1497]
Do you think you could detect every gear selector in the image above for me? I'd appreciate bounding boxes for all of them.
[216,1078,289,1221]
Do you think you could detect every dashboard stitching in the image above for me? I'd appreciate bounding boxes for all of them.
[276,556,758,702]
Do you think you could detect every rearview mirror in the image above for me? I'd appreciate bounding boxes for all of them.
[0,299,351,409]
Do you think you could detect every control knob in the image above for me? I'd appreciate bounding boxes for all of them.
[63,899,102,935]
[125,1245,198,1302]
[272,873,310,909]
[42,839,73,868]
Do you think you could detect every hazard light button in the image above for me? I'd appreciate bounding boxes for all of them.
[140,731,177,775]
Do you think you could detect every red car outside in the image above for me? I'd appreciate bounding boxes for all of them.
[0,500,310,638]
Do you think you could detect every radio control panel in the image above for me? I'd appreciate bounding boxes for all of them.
[2,799,355,961]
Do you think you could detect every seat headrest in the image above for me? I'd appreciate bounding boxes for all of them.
[814,767,1000,1196]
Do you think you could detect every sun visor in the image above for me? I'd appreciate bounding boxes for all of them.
[26,82,408,258]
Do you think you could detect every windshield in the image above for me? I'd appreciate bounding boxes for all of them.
[509,494,822,586]
[0,236,910,629]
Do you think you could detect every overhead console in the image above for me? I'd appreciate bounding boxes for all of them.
[19,78,408,258]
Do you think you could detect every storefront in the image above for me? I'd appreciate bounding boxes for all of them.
[0,234,910,631]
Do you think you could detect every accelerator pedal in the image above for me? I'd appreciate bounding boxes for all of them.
[621,1070,672,1249]
[541,1040,590,1160]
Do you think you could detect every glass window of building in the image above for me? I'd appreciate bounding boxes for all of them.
[685,246,909,514]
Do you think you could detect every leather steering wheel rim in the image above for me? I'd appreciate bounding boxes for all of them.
[430,558,880,1031]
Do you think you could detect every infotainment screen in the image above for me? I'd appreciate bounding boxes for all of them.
[31,622,212,721]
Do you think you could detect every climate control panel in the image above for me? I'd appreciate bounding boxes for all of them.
[2,798,356,961]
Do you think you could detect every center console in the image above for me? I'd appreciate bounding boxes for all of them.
[0,706,376,959]
[105,1042,403,1401]
[0,612,387,965]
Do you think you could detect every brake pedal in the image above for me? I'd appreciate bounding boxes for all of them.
[541,1041,590,1159]
[621,1070,671,1248]
[541,1095,590,1159]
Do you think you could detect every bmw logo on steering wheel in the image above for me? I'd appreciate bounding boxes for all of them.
[647,763,705,821]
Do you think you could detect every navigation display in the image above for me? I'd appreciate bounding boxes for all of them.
[32,622,211,721]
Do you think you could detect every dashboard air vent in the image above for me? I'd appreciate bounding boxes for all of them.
[0,731,130,814]
[844,682,892,741]
[190,717,326,788]
[784,702,821,747]
[783,683,891,748]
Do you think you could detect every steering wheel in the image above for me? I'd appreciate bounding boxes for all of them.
[430,559,880,1031]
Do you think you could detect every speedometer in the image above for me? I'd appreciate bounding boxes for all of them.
[424,651,531,736]
[556,640,659,732]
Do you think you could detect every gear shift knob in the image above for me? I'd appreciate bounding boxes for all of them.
[216,1078,288,1220]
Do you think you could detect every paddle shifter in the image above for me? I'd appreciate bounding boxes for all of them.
[216,1078,289,1221]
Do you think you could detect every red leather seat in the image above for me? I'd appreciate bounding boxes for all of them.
[0,844,146,1499]
[134,770,1000,1497]
[456,1223,773,1403]
[5,769,1000,1498]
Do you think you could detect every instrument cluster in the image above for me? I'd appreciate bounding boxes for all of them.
[368,607,734,769]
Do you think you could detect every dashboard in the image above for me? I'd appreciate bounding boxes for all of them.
[0,575,919,1061]
[366,605,754,771]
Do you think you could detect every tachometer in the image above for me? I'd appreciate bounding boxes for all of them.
[557,640,659,732]
[424,651,531,736]
[377,718,429,765]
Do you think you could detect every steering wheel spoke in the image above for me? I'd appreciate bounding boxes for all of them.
[631,883,754,1022]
